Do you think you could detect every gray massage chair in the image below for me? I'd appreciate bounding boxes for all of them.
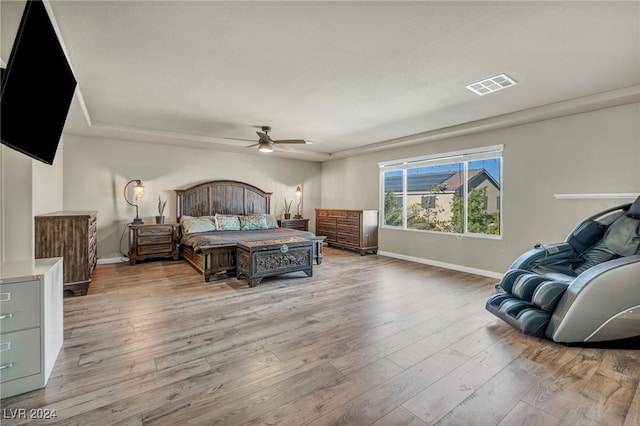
[486,196,640,344]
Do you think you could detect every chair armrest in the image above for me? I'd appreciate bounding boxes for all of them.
[547,255,640,342]
[509,242,577,271]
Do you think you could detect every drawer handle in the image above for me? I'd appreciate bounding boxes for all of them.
[0,313,14,320]
[0,342,11,351]
[0,363,14,370]
[0,292,11,302]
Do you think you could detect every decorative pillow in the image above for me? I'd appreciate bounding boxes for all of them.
[215,214,241,231]
[264,214,279,229]
[247,213,278,229]
[180,215,216,234]
[239,215,268,230]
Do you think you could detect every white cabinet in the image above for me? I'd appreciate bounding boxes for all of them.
[0,258,63,398]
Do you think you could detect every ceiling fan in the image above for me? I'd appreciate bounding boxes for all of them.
[244,126,312,153]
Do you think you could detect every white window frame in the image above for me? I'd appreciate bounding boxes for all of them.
[379,145,503,239]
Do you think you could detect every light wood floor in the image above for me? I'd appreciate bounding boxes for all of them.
[2,247,639,425]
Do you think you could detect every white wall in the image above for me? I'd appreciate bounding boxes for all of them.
[62,134,322,261]
[0,141,64,262]
[320,102,640,275]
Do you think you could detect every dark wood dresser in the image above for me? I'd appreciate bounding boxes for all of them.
[34,210,97,296]
[315,208,378,255]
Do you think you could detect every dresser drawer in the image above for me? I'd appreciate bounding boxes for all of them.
[0,281,40,333]
[138,244,174,256]
[137,226,173,236]
[337,223,360,235]
[337,232,360,246]
[0,328,41,383]
[327,210,348,219]
[138,234,173,245]
[316,218,335,226]
[337,217,360,227]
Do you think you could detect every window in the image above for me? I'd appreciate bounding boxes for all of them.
[379,145,502,237]
[421,195,436,209]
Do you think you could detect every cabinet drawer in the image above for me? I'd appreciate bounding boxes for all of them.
[337,217,360,227]
[317,218,336,226]
[337,222,360,233]
[0,328,41,383]
[138,235,173,245]
[0,282,40,333]
[137,226,172,236]
[138,244,173,256]
[316,225,336,235]
[337,228,360,244]
[347,211,361,219]
[327,210,348,219]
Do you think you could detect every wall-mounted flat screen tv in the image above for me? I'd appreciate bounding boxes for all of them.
[1,0,77,165]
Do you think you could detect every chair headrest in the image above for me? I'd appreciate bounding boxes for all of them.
[604,201,640,256]
[627,195,640,219]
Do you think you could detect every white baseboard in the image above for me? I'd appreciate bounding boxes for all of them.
[376,250,503,280]
[97,257,129,265]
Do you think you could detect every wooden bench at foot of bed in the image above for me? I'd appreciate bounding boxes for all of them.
[237,237,313,287]
[182,244,237,282]
[182,237,325,282]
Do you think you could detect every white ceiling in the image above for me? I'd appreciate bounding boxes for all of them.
[2,1,639,161]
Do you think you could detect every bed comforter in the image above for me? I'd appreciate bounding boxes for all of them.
[180,228,316,252]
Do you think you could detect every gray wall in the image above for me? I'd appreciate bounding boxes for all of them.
[2,103,637,274]
[320,102,640,275]
[62,134,322,261]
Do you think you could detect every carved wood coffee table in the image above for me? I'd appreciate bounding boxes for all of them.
[236,237,313,287]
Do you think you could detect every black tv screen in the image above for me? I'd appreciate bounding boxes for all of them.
[1,0,77,165]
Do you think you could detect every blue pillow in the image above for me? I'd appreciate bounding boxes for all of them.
[215,214,241,231]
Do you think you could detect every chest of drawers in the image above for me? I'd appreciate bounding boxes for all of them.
[315,209,378,255]
[35,211,97,296]
[0,258,63,398]
[128,223,180,265]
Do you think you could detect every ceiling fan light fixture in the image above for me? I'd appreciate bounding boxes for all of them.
[258,141,273,152]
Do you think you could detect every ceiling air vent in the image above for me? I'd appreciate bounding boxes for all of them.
[466,74,517,96]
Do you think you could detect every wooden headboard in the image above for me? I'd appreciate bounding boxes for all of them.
[175,180,272,219]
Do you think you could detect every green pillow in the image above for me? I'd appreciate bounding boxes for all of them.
[239,215,268,230]
[180,215,216,234]
[264,214,279,229]
[216,214,241,231]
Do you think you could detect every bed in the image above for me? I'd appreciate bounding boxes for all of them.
[176,180,321,282]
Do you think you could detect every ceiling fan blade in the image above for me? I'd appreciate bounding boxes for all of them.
[275,144,294,151]
[272,139,311,145]
[244,143,259,148]
[223,136,256,142]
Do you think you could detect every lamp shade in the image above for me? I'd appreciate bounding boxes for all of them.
[124,179,145,224]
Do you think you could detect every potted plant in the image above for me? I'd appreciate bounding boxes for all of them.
[283,198,293,220]
[156,196,166,224]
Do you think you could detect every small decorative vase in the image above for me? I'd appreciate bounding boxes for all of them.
[284,213,291,220]
[155,216,165,224]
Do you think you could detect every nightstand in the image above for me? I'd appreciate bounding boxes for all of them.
[278,218,309,231]
[128,223,180,265]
